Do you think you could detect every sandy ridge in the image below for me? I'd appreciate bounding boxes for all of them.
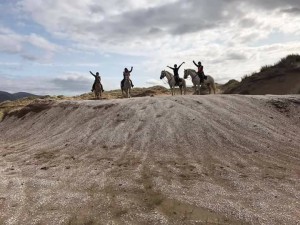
[0,95,299,225]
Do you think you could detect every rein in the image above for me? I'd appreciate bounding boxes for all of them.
[162,78,169,86]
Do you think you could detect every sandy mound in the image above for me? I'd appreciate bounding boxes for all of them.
[0,95,299,225]
[224,55,300,95]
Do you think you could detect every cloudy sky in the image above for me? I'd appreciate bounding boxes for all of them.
[0,0,300,95]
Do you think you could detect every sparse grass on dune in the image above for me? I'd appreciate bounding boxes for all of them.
[225,54,300,94]
[0,86,171,121]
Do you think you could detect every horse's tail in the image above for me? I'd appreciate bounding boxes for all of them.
[210,78,216,94]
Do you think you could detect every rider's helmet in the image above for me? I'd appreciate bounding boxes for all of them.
[124,68,129,72]
[198,62,201,65]
[96,72,99,75]
[174,64,177,68]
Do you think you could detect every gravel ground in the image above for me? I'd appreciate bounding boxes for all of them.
[0,95,299,225]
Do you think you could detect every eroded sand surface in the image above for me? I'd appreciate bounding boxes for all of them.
[0,95,299,225]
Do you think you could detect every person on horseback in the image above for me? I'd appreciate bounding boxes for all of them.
[121,67,134,88]
[90,71,104,92]
[193,61,207,84]
[167,62,185,85]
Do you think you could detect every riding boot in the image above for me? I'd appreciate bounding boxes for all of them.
[200,74,204,84]
[175,77,179,86]
[130,80,134,88]
[91,83,95,92]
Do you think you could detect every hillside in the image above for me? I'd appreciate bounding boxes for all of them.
[0,95,299,225]
[0,91,39,103]
[0,86,192,121]
[224,54,300,95]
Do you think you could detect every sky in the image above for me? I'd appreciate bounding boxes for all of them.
[0,0,300,96]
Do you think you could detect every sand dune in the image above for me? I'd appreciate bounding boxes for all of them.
[0,95,299,225]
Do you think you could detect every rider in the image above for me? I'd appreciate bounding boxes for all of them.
[90,71,104,92]
[167,62,185,85]
[193,61,207,84]
[121,67,134,88]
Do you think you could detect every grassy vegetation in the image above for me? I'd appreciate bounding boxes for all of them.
[258,54,300,72]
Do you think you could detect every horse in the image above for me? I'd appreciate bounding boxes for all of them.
[121,74,132,98]
[94,75,103,99]
[160,70,187,96]
[184,69,216,94]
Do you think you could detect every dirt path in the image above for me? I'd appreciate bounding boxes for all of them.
[0,95,299,225]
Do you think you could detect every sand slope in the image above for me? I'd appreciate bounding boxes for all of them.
[0,95,299,225]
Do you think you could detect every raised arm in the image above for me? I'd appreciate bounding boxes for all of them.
[89,71,96,77]
[129,67,133,73]
[193,61,198,67]
[167,66,174,70]
[178,62,185,69]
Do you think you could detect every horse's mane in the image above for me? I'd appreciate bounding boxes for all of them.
[163,70,173,76]
[186,68,197,73]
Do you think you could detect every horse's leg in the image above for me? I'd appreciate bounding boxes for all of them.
[213,83,216,94]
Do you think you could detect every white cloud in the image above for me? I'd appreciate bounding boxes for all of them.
[0,26,23,54]
[26,33,60,52]
[145,79,163,86]
[1,0,300,94]
[0,23,62,61]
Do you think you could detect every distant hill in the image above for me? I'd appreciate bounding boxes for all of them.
[0,91,39,102]
[224,54,300,95]
[219,79,240,94]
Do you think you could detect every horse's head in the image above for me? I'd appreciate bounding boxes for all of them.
[160,70,166,80]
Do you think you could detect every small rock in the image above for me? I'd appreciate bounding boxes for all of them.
[40,166,49,170]
[65,166,70,169]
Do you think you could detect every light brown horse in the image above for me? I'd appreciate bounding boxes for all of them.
[94,75,103,99]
